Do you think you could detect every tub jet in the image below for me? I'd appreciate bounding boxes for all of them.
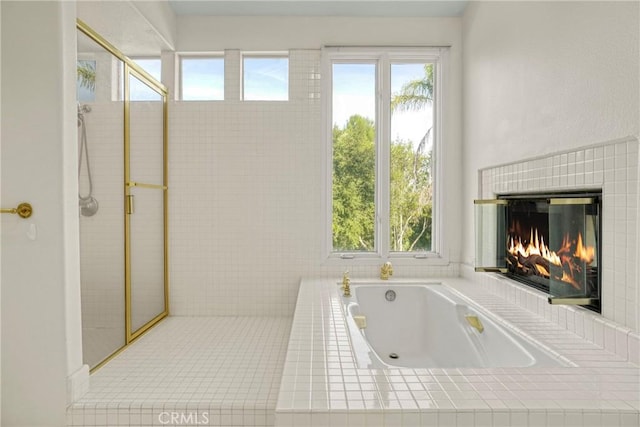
[389,353,399,359]
[385,290,396,301]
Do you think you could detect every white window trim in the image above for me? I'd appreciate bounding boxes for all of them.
[241,51,290,101]
[321,46,449,266]
[178,53,225,101]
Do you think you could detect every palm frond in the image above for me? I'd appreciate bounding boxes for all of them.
[391,93,431,112]
[391,64,434,113]
[77,61,96,91]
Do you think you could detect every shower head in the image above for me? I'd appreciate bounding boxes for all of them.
[78,103,92,114]
[77,103,91,126]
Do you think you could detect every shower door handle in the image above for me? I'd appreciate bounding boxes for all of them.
[127,181,167,190]
[126,195,134,215]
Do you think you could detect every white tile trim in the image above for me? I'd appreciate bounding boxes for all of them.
[67,364,90,405]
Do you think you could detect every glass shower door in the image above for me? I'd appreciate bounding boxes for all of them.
[125,68,168,339]
[77,26,127,370]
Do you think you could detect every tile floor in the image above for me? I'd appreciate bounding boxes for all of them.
[68,316,292,426]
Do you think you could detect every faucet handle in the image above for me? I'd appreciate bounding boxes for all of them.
[342,270,351,297]
[380,262,393,280]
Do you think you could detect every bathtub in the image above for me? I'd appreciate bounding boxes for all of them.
[342,281,567,369]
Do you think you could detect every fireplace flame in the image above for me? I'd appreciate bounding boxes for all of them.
[575,233,595,264]
[507,229,595,290]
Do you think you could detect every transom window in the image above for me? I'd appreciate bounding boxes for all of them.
[180,56,224,101]
[124,58,162,101]
[324,48,443,260]
[242,54,289,101]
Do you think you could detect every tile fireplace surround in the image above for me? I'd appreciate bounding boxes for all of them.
[478,136,639,332]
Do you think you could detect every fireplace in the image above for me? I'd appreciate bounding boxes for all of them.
[475,192,601,313]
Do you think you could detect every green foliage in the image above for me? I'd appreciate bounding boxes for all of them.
[332,115,432,252]
[390,64,434,113]
[390,140,432,251]
[77,60,96,91]
[332,115,376,251]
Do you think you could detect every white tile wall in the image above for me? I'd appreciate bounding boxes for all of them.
[477,137,640,333]
[168,49,458,317]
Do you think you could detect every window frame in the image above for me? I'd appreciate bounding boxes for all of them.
[178,54,225,101]
[241,52,290,101]
[122,56,162,102]
[322,47,448,265]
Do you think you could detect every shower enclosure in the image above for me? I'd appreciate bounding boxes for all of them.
[76,21,169,370]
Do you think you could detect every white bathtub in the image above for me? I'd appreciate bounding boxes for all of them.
[342,281,567,369]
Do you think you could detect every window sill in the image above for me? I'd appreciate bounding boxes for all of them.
[322,253,450,267]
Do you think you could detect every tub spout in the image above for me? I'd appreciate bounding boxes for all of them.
[380,262,393,280]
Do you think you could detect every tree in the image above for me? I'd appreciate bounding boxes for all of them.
[390,64,434,113]
[77,60,96,91]
[389,63,435,251]
[332,114,432,253]
[390,140,432,251]
[332,115,376,251]
[391,63,434,160]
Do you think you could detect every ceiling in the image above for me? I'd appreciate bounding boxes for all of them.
[168,0,468,17]
[77,1,174,55]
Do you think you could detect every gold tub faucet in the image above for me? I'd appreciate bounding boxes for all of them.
[342,271,351,297]
[380,262,393,280]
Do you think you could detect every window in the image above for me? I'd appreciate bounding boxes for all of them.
[180,56,224,101]
[77,59,96,102]
[242,54,288,101]
[324,48,443,260]
[127,58,161,101]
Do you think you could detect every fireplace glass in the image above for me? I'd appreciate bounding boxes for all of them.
[475,192,601,313]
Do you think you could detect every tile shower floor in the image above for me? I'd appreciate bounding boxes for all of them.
[68,316,292,427]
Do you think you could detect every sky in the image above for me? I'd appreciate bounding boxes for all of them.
[333,62,433,149]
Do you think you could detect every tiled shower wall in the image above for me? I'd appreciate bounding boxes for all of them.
[168,49,458,317]
[79,102,124,331]
[478,137,640,332]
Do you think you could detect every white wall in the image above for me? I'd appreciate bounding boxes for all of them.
[461,2,640,331]
[461,1,640,266]
[0,1,3,421]
[132,0,177,50]
[177,16,462,50]
[1,1,85,425]
[169,17,463,316]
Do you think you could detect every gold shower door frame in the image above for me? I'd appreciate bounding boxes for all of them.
[77,20,169,372]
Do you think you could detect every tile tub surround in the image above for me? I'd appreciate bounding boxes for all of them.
[275,278,639,426]
[67,316,291,426]
[462,265,640,367]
